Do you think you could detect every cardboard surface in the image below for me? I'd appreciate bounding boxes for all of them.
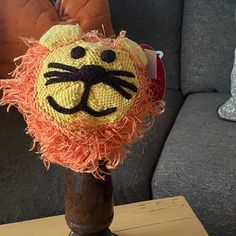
[0,196,208,236]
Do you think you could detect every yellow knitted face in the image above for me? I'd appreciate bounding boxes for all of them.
[36,25,146,128]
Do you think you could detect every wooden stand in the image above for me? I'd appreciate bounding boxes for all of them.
[64,163,115,236]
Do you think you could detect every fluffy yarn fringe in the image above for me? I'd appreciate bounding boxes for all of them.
[0,38,164,179]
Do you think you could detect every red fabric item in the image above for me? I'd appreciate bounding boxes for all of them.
[140,44,166,101]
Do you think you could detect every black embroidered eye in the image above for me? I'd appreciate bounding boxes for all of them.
[101,50,116,63]
[71,46,86,59]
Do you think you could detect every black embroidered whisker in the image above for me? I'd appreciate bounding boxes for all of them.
[48,62,78,73]
[44,71,74,79]
[104,79,133,100]
[45,77,80,86]
[107,70,135,78]
[105,76,138,92]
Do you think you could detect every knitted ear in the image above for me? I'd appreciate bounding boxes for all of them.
[39,24,82,49]
[116,38,147,67]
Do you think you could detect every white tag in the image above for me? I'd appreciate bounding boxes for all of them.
[144,48,157,79]
[156,50,164,58]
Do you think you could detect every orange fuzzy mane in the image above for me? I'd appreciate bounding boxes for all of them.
[0,34,164,179]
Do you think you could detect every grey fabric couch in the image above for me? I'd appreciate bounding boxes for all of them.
[0,0,235,236]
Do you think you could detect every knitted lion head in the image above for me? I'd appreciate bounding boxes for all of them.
[0,25,165,178]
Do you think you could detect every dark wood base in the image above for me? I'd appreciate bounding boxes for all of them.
[69,228,117,236]
[65,163,115,236]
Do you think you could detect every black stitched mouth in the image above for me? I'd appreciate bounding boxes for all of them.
[44,63,137,117]
[46,96,117,116]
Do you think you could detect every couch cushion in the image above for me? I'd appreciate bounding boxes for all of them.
[109,0,184,90]
[152,92,236,235]
[181,0,236,94]
[112,89,183,204]
[0,107,66,224]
